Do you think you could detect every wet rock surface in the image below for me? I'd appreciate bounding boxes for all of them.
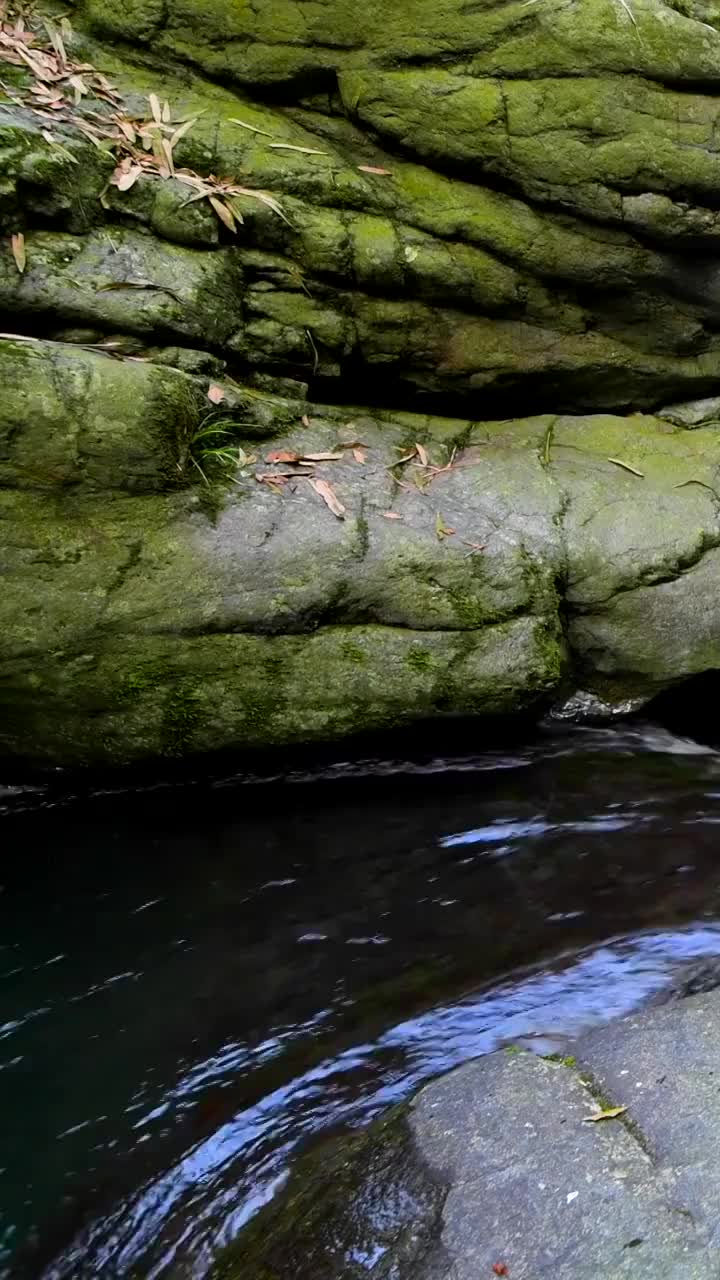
[218,987,720,1279]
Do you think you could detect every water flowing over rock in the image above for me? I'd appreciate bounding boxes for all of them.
[4,0,720,765]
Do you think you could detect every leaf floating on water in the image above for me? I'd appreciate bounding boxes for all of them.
[309,477,346,518]
[10,232,25,274]
[607,457,644,478]
[435,512,456,540]
[206,384,225,405]
[358,164,392,175]
[584,1106,627,1123]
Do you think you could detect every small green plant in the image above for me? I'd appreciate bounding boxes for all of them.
[188,417,256,484]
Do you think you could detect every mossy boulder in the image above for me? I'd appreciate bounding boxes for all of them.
[6,0,720,763]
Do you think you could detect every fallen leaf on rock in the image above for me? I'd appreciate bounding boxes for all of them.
[607,457,644,478]
[10,232,25,273]
[352,447,367,463]
[416,442,429,466]
[207,384,226,404]
[115,163,142,191]
[435,512,455,539]
[462,539,486,556]
[584,1106,627,1123]
[492,1265,509,1277]
[269,143,327,155]
[209,194,236,232]
[309,477,345,518]
[301,414,311,427]
[265,449,300,463]
[389,449,417,469]
[358,164,392,175]
[300,451,343,461]
[229,117,275,139]
[382,511,403,520]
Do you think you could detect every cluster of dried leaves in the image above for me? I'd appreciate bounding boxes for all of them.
[0,0,289,265]
[255,431,369,518]
[248,426,487,546]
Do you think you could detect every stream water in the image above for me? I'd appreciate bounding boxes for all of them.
[4,722,720,1277]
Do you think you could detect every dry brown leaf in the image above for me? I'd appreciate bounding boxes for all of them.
[416,442,429,466]
[115,116,136,144]
[265,449,300,463]
[269,143,327,155]
[309,477,345,518]
[168,116,197,149]
[116,163,142,191]
[161,98,171,123]
[352,447,367,463]
[382,511,403,520]
[584,1106,627,1123]
[207,384,226,405]
[148,92,161,124]
[301,414,311,427]
[161,137,175,175]
[358,164,392,175]
[209,195,236,232]
[300,452,343,462]
[68,74,87,104]
[10,232,25,274]
[608,457,644,478]
[229,117,275,139]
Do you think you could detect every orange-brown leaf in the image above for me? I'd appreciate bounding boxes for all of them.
[10,232,25,274]
[265,449,300,463]
[309,477,345,518]
[209,195,236,232]
[116,163,142,191]
[207,384,226,404]
[352,447,367,463]
[358,164,392,175]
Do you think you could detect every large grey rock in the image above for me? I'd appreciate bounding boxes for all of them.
[410,1051,708,1279]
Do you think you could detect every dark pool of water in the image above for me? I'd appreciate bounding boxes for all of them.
[4,723,720,1277]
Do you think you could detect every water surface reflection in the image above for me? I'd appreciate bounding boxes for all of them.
[2,725,720,1276]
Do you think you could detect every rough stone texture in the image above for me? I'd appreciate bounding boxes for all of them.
[5,334,720,763]
[409,1051,709,1279]
[6,0,720,761]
